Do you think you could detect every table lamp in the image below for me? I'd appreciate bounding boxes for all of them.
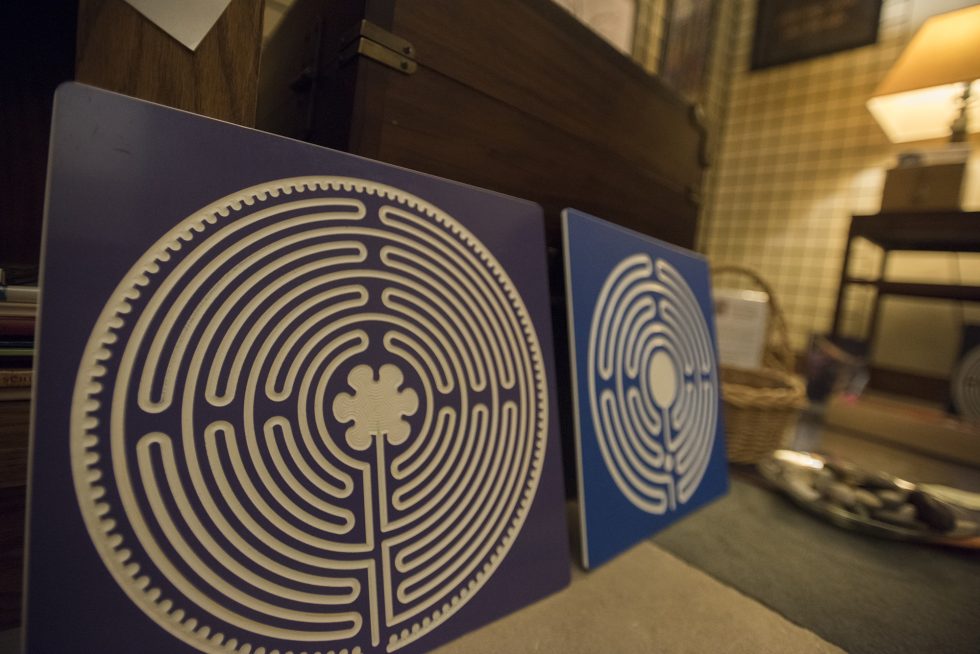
[867,4,980,144]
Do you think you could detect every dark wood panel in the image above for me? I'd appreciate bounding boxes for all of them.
[369,62,698,248]
[791,355,951,408]
[868,366,949,405]
[304,36,364,152]
[0,400,30,490]
[76,0,264,126]
[256,0,325,140]
[385,0,703,195]
[347,58,394,160]
[845,279,980,302]
[0,486,26,629]
[851,211,980,252]
[268,1,703,248]
[0,399,29,629]
[0,0,77,268]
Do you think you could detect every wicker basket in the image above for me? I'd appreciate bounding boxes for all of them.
[713,265,806,464]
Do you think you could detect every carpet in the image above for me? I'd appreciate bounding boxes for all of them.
[434,542,841,653]
[653,478,980,654]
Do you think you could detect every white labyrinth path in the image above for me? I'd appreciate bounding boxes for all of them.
[71,178,548,654]
[587,255,716,514]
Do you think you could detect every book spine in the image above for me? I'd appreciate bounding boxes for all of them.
[0,340,33,350]
[0,387,31,401]
[0,370,32,387]
[0,318,36,337]
[0,346,33,353]
[0,304,37,318]
[0,285,39,303]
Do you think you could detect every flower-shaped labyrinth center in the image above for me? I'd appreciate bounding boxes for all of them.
[332,363,420,451]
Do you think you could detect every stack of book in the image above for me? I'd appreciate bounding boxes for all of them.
[0,267,37,401]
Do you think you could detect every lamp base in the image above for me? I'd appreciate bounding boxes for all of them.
[882,163,966,211]
[882,145,969,211]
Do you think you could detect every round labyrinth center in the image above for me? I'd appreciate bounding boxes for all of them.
[648,349,677,408]
[70,177,549,654]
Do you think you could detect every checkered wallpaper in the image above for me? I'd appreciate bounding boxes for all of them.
[699,0,980,378]
[633,0,669,72]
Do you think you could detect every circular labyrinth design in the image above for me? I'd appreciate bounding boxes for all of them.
[952,346,980,420]
[587,254,717,514]
[70,177,548,654]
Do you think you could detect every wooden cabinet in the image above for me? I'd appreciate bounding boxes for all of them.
[258,0,707,250]
[7,0,706,268]
[259,1,708,491]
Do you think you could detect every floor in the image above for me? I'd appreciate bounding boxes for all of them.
[434,425,980,653]
[7,525,841,654]
[434,540,843,654]
[818,426,980,492]
[4,425,977,653]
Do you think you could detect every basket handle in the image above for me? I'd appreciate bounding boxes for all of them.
[711,264,796,373]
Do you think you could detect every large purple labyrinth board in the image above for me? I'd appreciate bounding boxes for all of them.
[24,83,570,654]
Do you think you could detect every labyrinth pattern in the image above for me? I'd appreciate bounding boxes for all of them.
[70,177,548,654]
[953,346,980,420]
[587,254,717,515]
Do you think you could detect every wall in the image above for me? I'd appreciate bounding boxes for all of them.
[701,0,980,379]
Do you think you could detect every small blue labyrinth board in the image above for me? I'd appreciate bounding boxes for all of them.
[562,209,728,569]
[24,83,570,654]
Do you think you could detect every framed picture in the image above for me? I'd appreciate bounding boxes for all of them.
[659,0,717,104]
[751,0,882,70]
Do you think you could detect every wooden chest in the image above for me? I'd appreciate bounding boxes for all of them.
[258,0,707,250]
[258,0,709,497]
[0,3,709,628]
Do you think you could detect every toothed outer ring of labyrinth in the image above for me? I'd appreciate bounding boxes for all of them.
[70,177,548,654]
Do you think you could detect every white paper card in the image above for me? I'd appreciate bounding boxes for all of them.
[713,288,769,369]
[124,0,233,51]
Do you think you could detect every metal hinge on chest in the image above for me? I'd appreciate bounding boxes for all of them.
[340,19,417,74]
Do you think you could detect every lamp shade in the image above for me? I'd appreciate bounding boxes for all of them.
[867,5,980,143]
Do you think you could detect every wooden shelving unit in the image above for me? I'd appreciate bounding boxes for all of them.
[842,279,980,302]
[830,211,980,399]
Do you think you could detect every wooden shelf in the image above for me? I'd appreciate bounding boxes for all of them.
[850,211,980,252]
[843,278,980,302]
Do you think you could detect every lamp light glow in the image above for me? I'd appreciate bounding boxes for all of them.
[867,5,980,143]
